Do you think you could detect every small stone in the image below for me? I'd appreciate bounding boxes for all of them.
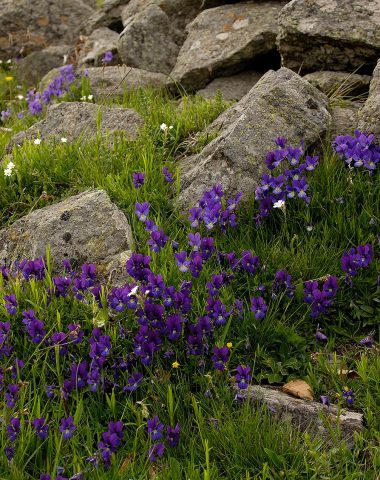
[282,379,314,401]
[197,71,263,101]
[303,71,372,96]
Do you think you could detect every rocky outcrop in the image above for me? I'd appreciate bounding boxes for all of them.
[77,28,120,67]
[0,190,133,280]
[358,59,380,137]
[178,67,331,207]
[303,71,372,96]
[197,71,263,101]
[16,45,73,86]
[170,1,284,91]
[81,0,127,36]
[9,102,144,147]
[330,105,359,138]
[0,0,94,59]
[277,0,380,73]
[85,65,169,98]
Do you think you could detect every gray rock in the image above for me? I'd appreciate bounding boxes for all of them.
[9,101,144,147]
[170,1,284,91]
[178,67,331,207]
[303,71,372,96]
[0,0,94,59]
[330,105,360,138]
[197,71,263,101]
[247,385,363,446]
[81,0,127,35]
[0,189,134,280]
[78,28,120,67]
[85,65,168,98]
[277,0,380,73]
[358,60,380,137]
[118,1,225,75]
[16,45,73,87]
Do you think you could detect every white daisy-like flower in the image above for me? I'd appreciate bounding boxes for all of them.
[33,138,41,145]
[16,94,24,100]
[306,225,313,232]
[4,161,15,177]
[87,94,94,100]
[273,199,286,209]
[160,123,168,132]
[6,59,12,64]
[61,137,68,143]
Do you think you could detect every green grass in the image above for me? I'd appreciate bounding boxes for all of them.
[0,68,379,480]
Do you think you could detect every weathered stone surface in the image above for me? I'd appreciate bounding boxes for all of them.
[81,0,127,35]
[16,45,73,86]
[277,0,380,73]
[118,1,228,75]
[170,1,284,90]
[178,67,331,207]
[78,28,120,67]
[0,190,134,279]
[9,102,144,147]
[248,385,363,445]
[0,0,94,59]
[197,71,263,101]
[330,105,359,137]
[303,71,372,96]
[85,65,168,98]
[358,60,380,136]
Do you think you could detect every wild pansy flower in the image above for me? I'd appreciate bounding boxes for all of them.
[147,416,164,441]
[320,395,330,407]
[7,417,20,442]
[162,166,173,183]
[166,423,180,447]
[19,257,45,280]
[235,365,251,390]
[148,442,165,462]
[272,269,295,298]
[148,230,169,253]
[174,251,191,273]
[359,336,374,347]
[211,346,230,371]
[98,421,124,468]
[240,251,259,274]
[126,253,152,282]
[165,314,182,341]
[315,330,327,342]
[333,130,379,172]
[342,386,355,406]
[341,244,374,285]
[135,202,150,222]
[102,51,113,63]
[31,417,49,440]
[132,172,145,188]
[4,294,18,315]
[124,372,143,392]
[59,416,76,440]
[250,296,267,319]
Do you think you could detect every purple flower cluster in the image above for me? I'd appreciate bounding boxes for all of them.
[88,421,124,469]
[254,137,319,224]
[303,276,338,318]
[189,184,242,232]
[235,365,251,390]
[31,417,49,440]
[250,296,267,319]
[341,244,374,285]
[135,202,169,253]
[5,417,20,460]
[333,130,379,172]
[147,416,180,461]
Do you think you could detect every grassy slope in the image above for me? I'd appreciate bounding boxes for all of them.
[0,71,379,480]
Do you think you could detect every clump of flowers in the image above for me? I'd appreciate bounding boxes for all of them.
[333,130,379,172]
[341,243,374,285]
[147,416,180,461]
[341,386,355,406]
[303,276,338,318]
[254,137,319,224]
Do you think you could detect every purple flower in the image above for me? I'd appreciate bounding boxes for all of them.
[1,109,11,122]
[135,202,150,222]
[6,384,20,408]
[162,166,173,183]
[359,336,374,348]
[5,445,15,461]
[148,230,169,252]
[320,395,330,407]
[240,251,259,274]
[235,365,251,390]
[250,296,267,320]
[211,346,230,371]
[102,51,113,63]
[19,257,45,281]
[31,417,49,440]
[147,416,164,441]
[124,372,143,392]
[315,330,328,342]
[7,417,20,442]
[132,172,145,188]
[166,423,180,447]
[4,294,18,315]
[165,314,182,341]
[148,442,165,462]
[59,416,76,440]
[174,251,191,273]
[342,386,355,406]
[98,421,124,468]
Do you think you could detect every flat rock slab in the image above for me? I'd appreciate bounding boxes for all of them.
[9,102,144,147]
[0,190,133,280]
[277,0,380,73]
[249,385,363,446]
[178,67,331,207]
[85,66,169,98]
[78,27,120,67]
[330,105,360,138]
[303,71,372,96]
[0,0,94,59]
[197,71,263,101]
[358,59,380,137]
[170,1,284,90]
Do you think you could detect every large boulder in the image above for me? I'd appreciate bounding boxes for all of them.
[170,1,284,91]
[330,105,359,138]
[81,0,127,36]
[178,67,331,207]
[0,190,134,279]
[358,60,380,137]
[277,0,380,73]
[303,71,372,96]
[9,102,144,147]
[197,71,263,101]
[77,28,120,67]
[16,45,73,86]
[0,0,94,60]
[84,65,169,98]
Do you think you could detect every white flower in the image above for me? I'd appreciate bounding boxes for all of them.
[273,199,286,209]
[80,96,86,101]
[16,94,24,100]
[160,123,168,132]
[87,94,94,100]
[128,285,139,296]
[0,60,2,64]
[33,138,41,145]
[61,137,67,143]
[169,125,174,130]
[4,161,15,177]
[306,225,313,232]
[6,59,12,64]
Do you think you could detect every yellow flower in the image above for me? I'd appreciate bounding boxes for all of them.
[5,76,14,82]
[226,342,233,349]
[172,361,180,369]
